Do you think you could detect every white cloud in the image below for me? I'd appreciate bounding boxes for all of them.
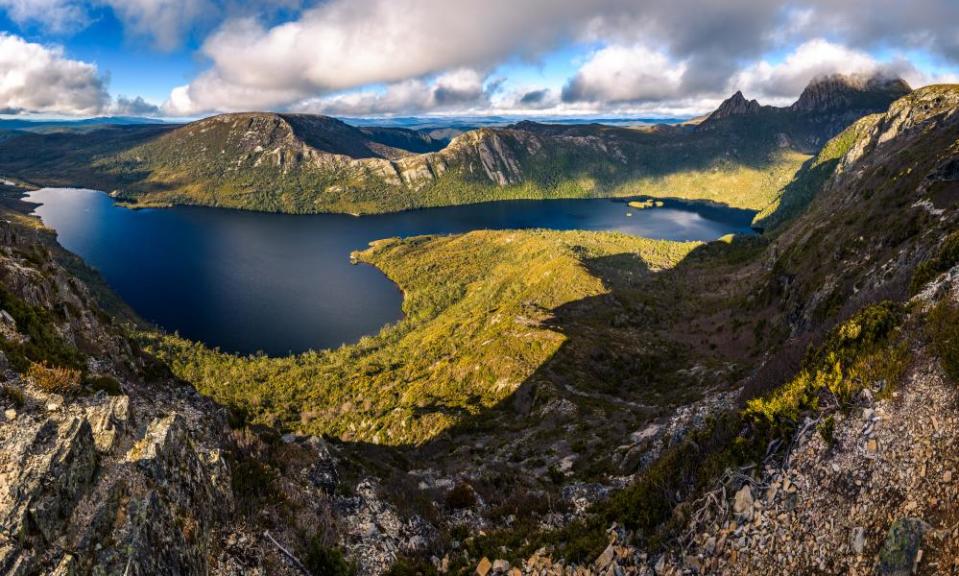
[731,38,959,105]
[0,0,87,34]
[291,69,493,116]
[0,33,109,115]
[561,44,688,103]
[731,39,882,104]
[100,0,216,51]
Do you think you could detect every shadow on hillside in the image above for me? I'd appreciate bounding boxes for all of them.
[399,238,768,471]
[752,155,842,231]
[0,125,174,190]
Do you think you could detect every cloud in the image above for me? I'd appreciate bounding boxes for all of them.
[99,0,217,51]
[0,33,109,115]
[175,0,959,115]
[290,69,496,116]
[561,44,687,103]
[731,38,958,105]
[111,95,161,116]
[0,0,88,34]
[519,89,550,106]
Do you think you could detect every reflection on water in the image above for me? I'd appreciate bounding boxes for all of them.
[27,188,755,356]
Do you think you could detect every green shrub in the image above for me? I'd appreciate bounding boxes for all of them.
[0,286,83,372]
[83,374,123,395]
[746,301,906,435]
[1,383,25,407]
[444,482,477,511]
[927,299,959,381]
[818,415,836,445]
[305,538,354,576]
[910,231,959,294]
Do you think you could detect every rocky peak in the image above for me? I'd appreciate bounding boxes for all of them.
[706,91,764,121]
[790,72,912,113]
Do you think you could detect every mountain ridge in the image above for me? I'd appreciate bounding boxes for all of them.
[0,73,912,219]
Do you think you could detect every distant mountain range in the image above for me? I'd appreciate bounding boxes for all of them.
[0,73,911,224]
[0,116,169,132]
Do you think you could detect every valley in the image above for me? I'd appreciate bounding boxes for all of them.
[1,76,958,576]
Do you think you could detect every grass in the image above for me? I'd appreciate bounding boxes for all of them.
[145,229,699,445]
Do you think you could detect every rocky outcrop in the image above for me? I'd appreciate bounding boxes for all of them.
[705,91,764,121]
[0,219,342,575]
[790,73,912,114]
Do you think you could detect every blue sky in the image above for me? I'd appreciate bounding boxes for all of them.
[0,0,957,119]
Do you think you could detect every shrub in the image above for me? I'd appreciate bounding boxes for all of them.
[27,362,81,394]
[83,374,123,395]
[1,383,25,407]
[305,538,354,576]
[927,299,959,381]
[746,301,905,435]
[910,231,959,294]
[444,482,477,511]
[818,415,836,445]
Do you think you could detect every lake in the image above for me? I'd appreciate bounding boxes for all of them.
[26,188,756,356]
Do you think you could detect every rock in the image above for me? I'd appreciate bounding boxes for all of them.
[595,543,616,569]
[733,485,754,522]
[850,526,866,554]
[4,407,16,421]
[492,559,510,573]
[51,554,76,576]
[475,556,492,576]
[943,470,953,484]
[25,418,99,542]
[878,518,926,576]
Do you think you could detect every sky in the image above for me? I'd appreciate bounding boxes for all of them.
[0,0,958,120]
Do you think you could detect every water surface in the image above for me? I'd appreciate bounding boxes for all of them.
[27,189,755,356]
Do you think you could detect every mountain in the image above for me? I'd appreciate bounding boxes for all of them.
[0,116,168,132]
[2,83,958,575]
[703,90,766,121]
[0,73,911,219]
[790,72,913,113]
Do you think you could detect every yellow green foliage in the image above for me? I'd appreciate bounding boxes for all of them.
[146,229,698,445]
[746,301,907,433]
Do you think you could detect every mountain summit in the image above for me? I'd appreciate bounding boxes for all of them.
[705,90,765,121]
[790,72,912,113]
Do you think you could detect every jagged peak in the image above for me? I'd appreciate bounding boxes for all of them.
[705,90,763,121]
[790,72,912,113]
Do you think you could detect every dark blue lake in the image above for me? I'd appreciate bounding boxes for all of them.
[26,189,755,356]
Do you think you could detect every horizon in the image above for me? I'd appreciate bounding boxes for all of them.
[1,71,929,126]
[1,1,958,121]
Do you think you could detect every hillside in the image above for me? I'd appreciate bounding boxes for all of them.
[135,84,959,575]
[0,74,909,218]
[3,83,959,576]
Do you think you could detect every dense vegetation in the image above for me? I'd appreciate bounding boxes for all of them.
[146,230,699,445]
